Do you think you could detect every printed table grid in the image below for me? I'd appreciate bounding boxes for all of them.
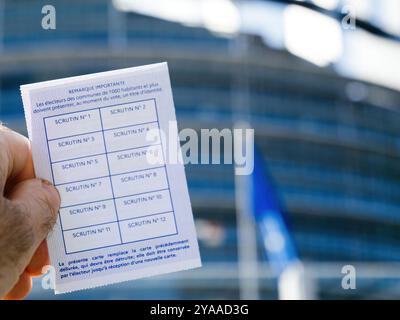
[43,99,178,255]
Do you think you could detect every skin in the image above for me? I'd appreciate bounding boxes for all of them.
[0,124,61,299]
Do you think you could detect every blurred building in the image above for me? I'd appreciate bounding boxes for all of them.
[1,0,400,299]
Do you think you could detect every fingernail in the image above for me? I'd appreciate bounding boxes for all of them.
[40,179,61,211]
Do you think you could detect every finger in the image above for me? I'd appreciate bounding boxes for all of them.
[3,271,32,300]
[7,178,60,252]
[26,240,50,277]
[0,179,59,298]
[0,125,34,192]
[2,178,60,284]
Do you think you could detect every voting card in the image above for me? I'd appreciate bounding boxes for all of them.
[21,62,201,294]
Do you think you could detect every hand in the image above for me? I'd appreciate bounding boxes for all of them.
[0,125,60,299]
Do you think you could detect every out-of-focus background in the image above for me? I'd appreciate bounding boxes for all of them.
[1,0,400,300]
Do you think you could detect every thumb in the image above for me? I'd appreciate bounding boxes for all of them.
[6,179,60,270]
[0,179,60,297]
[8,178,60,247]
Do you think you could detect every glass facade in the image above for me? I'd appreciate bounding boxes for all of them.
[0,0,400,299]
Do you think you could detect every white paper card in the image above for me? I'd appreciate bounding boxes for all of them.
[21,63,201,294]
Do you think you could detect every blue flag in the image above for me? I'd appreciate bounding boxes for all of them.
[250,147,298,275]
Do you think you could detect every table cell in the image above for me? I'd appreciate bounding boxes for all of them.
[119,212,177,244]
[108,144,164,176]
[111,167,168,198]
[103,122,160,153]
[63,223,121,253]
[115,189,172,221]
[58,177,113,208]
[48,132,105,163]
[60,200,117,230]
[52,154,109,185]
[45,109,102,140]
[101,100,157,130]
